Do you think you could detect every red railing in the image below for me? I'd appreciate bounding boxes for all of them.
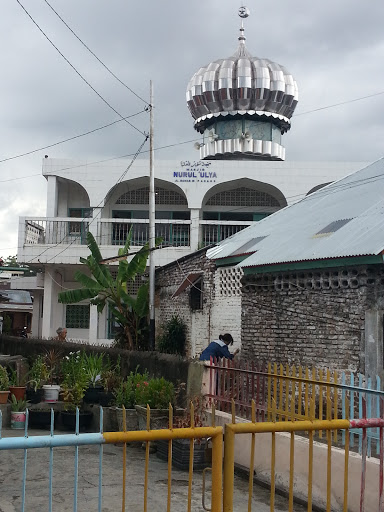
[205,358,268,421]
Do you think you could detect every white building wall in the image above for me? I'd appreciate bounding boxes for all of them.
[210,268,243,353]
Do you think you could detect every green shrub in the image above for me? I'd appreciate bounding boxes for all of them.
[135,377,175,409]
[157,316,187,356]
[0,365,9,391]
[114,369,149,409]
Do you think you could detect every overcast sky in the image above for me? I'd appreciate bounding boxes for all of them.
[1,0,384,258]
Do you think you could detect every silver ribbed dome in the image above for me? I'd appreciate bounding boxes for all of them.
[186,37,298,134]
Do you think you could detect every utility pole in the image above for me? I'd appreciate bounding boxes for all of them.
[149,81,155,350]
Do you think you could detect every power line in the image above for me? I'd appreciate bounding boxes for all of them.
[43,0,148,106]
[38,136,150,265]
[0,110,147,165]
[295,90,384,117]
[15,0,147,136]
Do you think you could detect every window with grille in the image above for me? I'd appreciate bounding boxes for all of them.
[116,187,187,205]
[65,305,90,329]
[205,187,280,207]
[190,278,203,311]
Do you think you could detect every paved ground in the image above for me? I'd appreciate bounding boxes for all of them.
[0,428,307,511]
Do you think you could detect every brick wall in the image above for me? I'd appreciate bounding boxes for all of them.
[156,251,243,357]
[241,264,384,373]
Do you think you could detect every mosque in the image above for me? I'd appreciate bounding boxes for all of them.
[15,7,368,344]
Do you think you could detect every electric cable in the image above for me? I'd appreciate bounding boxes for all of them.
[295,90,384,117]
[15,0,147,136]
[0,109,147,165]
[19,136,149,265]
[43,0,148,106]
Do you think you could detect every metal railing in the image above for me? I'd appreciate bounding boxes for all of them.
[24,218,89,245]
[200,221,251,246]
[222,398,384,512]
[205,359,384,455]
[98,219,191,247]
[0,404,223,512]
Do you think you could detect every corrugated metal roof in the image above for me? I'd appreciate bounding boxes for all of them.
[206,158,384,268]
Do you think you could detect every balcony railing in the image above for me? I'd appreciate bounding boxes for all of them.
[200,221,251,246]
[24,219,89,245]
[98,219,191,247]
[22,218,254,249]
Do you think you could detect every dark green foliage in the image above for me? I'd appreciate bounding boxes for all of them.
[157,316,187,356]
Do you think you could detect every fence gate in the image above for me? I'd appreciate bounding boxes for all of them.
[0,406,223,512]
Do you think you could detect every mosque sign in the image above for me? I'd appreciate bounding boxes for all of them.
[173,161,217,183]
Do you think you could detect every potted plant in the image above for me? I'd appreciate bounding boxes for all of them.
[42,349,62,402]
[135,377,176,431]
[60,351,92,431]
[0,365,10,404]
[8,367,27,401]
[156,396,208,470]
[26,355,49,403]
[10,394,28,429]
[114,369,149,431]
[83,352,107,404]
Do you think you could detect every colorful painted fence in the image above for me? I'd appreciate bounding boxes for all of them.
[204,358,384,455]
[222,400,384,512]
[0,406,223,512]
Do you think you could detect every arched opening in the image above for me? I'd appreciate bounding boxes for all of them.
[306,182,332,196]
[102,178,190,247]
[201,178,286,245]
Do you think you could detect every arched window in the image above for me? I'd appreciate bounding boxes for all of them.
[205,187,280,207]
[116,186,187,205]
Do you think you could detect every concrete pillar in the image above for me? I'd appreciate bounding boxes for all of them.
[89,207,103,243]
[190,208,200,252]
[89,304,99,344]
[31,291,42,338]
[46,176,58,217]
[365,310,383,377]
[42,269,55,339]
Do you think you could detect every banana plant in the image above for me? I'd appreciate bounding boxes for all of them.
[58,230,162,350]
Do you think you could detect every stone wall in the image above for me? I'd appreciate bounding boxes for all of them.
[241,264,384,374]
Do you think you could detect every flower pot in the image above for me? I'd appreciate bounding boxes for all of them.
[0,391,9,404]
[135,405,171,431]
[9,386,26,401]
[116,408,138,432]
[11,411,26,429]
[99,391,114,407]
[43,385,61,403]
[60,411,93,432]
[29,409,59,429]
[156,438,208,470]
[83,385,104,404]
[26,388,44,404]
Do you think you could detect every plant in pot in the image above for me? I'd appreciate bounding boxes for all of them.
[26,355,49,404]
[0,365,10,404]
[83,352,108,404]
[135,377,176,431]
[42,349,62,402]
[114,369,149,432]
[60,351,92,431]
[8,367,27,401]
[156,396,209,470]
[10,394,29,429]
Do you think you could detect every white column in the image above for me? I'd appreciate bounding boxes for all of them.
[42,269,55,339]
[190,208,200,252]
[46,176,58,217]
[89,207,102,243]
[89,304,99,344]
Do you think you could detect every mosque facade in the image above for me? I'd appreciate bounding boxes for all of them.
[15,8,369,345]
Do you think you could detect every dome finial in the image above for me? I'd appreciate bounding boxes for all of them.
[238,6,250,44]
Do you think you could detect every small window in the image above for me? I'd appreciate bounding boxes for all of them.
[190,278,203,310]
[66,305,90,329]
